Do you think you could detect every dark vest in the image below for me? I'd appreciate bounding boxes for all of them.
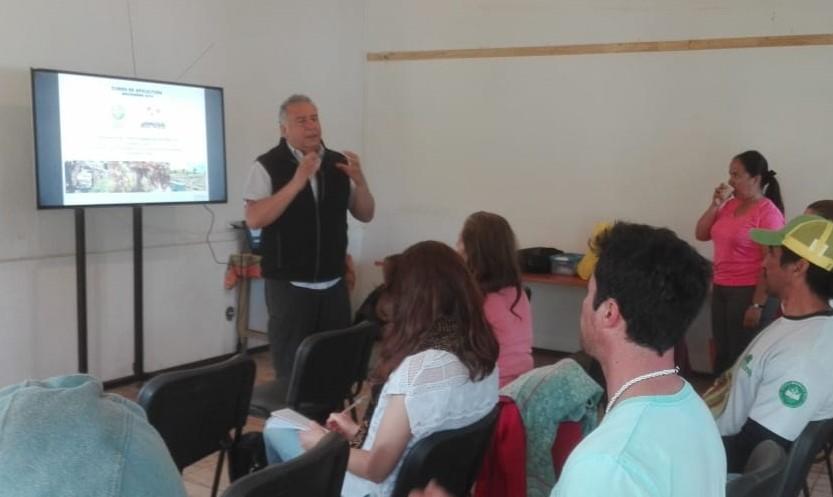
[257,138,350,281]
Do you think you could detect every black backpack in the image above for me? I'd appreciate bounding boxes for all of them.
[227,432,268,482]
[518,247,563,274]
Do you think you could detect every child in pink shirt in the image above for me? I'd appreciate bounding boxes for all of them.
[483,286,533,386]
[460,211,534,386]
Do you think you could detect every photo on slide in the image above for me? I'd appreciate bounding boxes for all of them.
[64,160,206,194]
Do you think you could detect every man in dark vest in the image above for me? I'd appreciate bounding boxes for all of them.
[243,94,375,380]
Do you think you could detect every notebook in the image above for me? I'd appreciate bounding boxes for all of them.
[269,408,313,430]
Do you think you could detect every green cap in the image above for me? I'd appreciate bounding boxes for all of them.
[750,215,833,271]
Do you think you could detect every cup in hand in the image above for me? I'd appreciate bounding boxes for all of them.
[713,183,732,207]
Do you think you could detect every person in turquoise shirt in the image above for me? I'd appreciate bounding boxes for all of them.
[0,374,187,497]
[551,222,726,497]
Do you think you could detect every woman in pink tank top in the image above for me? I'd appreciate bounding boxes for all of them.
[695,150,785,374]
[459,211,533,387]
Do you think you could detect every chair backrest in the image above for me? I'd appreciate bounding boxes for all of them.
[137,354,256,471]
[391,405,500,497]
[776,418,833,497]
[353,286,383,326]
[286,321,377,421]
[726,440,787,497]
[220,432,349,497]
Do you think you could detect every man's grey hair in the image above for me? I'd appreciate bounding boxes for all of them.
[279,94,315,124]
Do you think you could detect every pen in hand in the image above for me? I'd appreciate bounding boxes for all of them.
[343,395,367,413]
[326,396,368,437]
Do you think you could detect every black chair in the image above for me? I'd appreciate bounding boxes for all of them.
[822,442,833,495]
[353,285,384,327]
[390,404,499,497]
[137,355,256,497]
[727,440,787,497]
[220,432,349,497]
[249,321,378,422]
[775,418,833,497]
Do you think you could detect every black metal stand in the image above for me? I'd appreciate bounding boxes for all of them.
[75,208,88,373]
[133,206,144,377]
[74,207,145,379]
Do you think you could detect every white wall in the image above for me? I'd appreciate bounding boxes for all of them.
[0,0,366,385]
[2,1,831,385]
[359,1,833,370]
[361,1,833,257]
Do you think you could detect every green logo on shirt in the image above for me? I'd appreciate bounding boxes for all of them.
[741,354,753,376]
[779,381,808,408]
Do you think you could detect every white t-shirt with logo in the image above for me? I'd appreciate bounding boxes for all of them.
[716,311,833,441]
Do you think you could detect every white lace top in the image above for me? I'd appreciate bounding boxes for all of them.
[341,349,499,497]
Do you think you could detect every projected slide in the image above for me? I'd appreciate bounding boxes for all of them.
[58,73,210,205]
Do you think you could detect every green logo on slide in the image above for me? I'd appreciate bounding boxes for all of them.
[779,381,807,408]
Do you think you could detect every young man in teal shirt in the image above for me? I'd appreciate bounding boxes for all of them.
[552,222,726,497]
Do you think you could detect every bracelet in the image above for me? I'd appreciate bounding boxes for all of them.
[349,420,369,448]
[750,302,764,310]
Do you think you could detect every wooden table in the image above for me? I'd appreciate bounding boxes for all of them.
[369,263,589,351]
[376,258,587,288]
[521,273,587,288]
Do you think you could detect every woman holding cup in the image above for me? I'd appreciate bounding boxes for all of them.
[695,150,785,374]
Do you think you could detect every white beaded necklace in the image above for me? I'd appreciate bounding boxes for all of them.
[604,366,680,416]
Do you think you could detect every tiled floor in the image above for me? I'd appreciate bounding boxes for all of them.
[108,349,833,497]
[808,462,833,497]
